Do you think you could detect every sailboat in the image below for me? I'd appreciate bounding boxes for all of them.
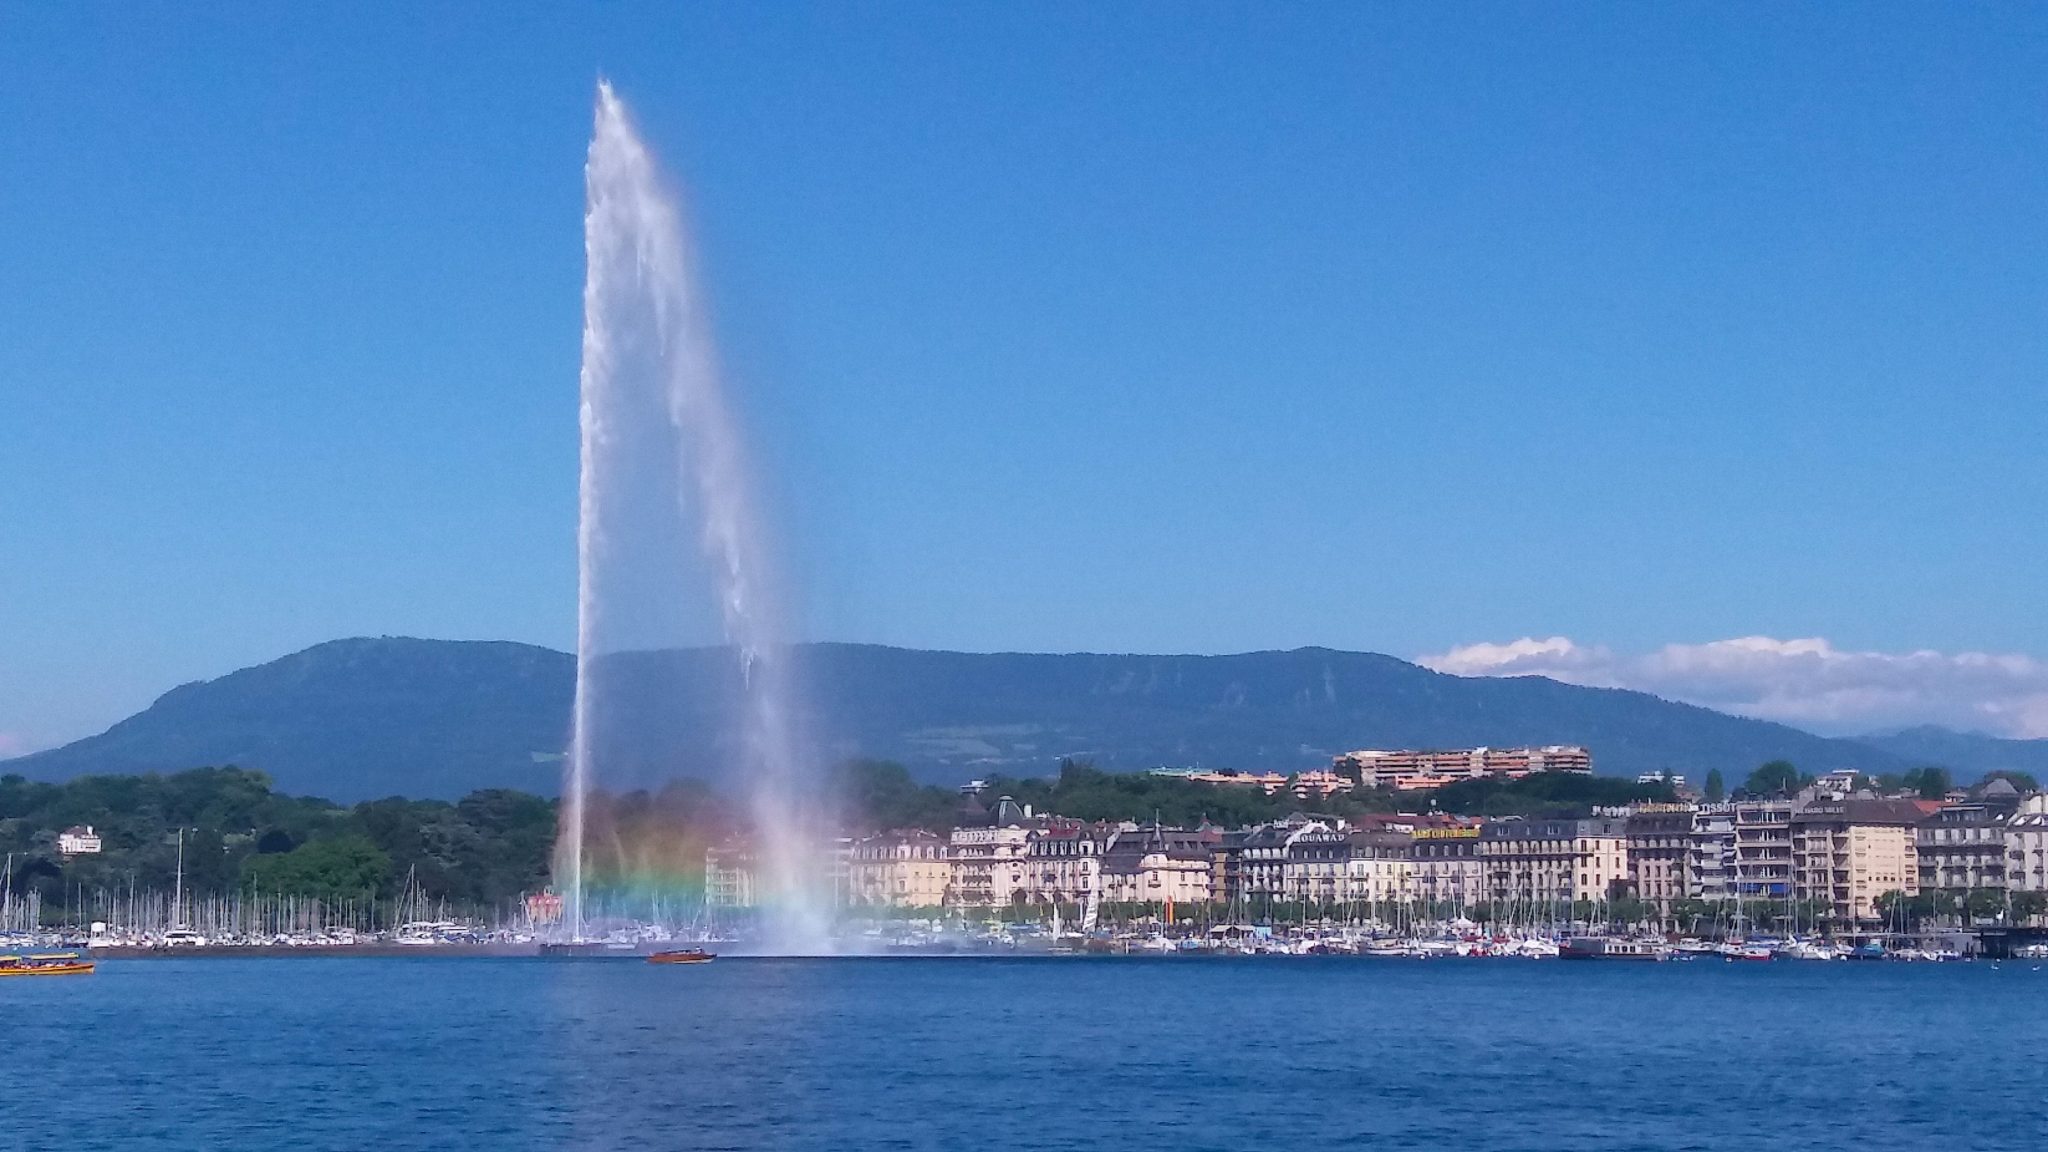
[161,829,206,948]
[394,866,441,945]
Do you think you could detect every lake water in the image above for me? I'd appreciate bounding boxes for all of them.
[7,956,2042,1150]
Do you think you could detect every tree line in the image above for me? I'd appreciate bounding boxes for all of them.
[832,758,1680,832]
[7,753,2001,915]
[1698,760,2033,803]
[0,767,555,915]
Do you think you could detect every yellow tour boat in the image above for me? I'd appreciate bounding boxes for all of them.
[0,953,95,977]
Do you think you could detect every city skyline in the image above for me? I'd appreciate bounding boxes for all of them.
[5,5,2046,751]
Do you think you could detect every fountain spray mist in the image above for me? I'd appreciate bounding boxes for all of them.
[557,81,834,952]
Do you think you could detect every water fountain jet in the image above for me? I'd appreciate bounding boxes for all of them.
[555,81,833,953]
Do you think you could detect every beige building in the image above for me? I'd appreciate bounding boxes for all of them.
[1290,769,1355,799]
[947,797,1034,908]
[1479,817,1629,909]
[1100,826,1215,906]
[1574,818,1630,901]
[1792,799,1923,923]
[1283,825,1351,904]
[848,830,951,909]
[1625,806,1696,913]
[1333,746,1592,791]
[1410,826,1485,910]
[1342,830,1414,905]
[1024,818,1110,905]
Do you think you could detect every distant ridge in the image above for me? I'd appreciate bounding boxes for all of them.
[1857,725,2048,780]
[2,636,1907,802]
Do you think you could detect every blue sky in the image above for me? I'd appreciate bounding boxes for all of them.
[3,4,2046,750]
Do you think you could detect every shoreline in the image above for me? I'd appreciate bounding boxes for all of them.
[74,945,2017,963]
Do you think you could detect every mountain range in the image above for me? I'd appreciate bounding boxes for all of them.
[1854,725,2048,780]
[5,636,2041,802]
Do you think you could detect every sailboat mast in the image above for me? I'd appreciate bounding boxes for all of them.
[173,828,185,930]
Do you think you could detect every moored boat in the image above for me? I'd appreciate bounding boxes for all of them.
[1560,936,1670,961]
[647,948,715,965]
[0,952,95,977]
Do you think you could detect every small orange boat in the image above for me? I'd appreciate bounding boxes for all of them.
[0,953,95,977]
[646,948,715,965]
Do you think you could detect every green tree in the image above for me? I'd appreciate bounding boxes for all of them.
[986,761,1297,829]
[1964,887,2005,924]
[1902,766,1953,800]
[0,767,567,923]
[1426,772,1671,820]
[1703,768,1726,803]
[831,760,958,832]
[1743,760,1802,797]
[242,835,391,902]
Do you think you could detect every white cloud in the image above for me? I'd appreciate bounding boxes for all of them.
[1419,635,2048,739]
[1421,636,1619,685]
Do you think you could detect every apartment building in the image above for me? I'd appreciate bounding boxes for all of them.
[1238,818,1332,903]
[1733,798,1795,901]
[1100,825,1215,905]
[1290,769,1355,800]
[1410,825,1485,909]
[1791,799,1923,923]
[947,796,1034,908]
[848,830,950,908]
[2008,794,2048,894]
[1343,830,1415,905]
[1479,817,1628,908]
[1284,825,1350,904]
[1024,818,1109,905]
[1624,806,1695,912]
[1237,824,1291,903]
[1918,794,2014,894]
[1330,746,1593,791]
[1688,804,1737,902]
[1574,817,1631,902]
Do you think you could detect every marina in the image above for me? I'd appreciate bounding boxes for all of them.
[2,922,2027,963]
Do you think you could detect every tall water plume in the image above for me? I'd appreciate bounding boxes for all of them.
[557,81,833,952]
